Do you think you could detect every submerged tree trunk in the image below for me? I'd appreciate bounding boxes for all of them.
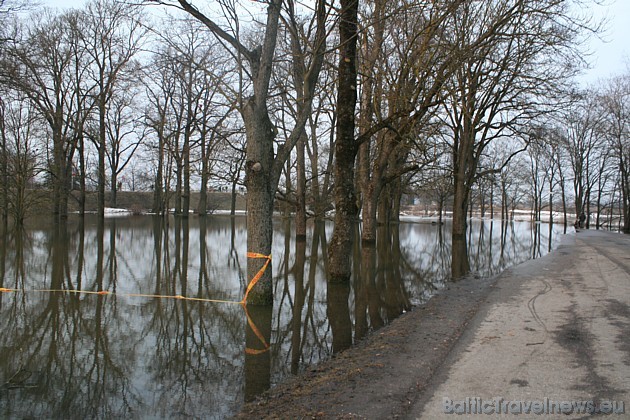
[244,304,272,400]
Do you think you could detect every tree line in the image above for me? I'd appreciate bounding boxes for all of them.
[0,0,628,303]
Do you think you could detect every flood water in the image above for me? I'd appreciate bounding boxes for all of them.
[0,215,563,418]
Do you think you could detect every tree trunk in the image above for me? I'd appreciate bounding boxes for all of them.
[490,183,494,220]
[452,177,469,240]
[153,134,164,215]
[231,180,238,217]
[78,133,86,215]
[0,103,7,226]
[52,123,70,221]
[452,128,473,240]
[391,176,403,223]
[451,236,470,279]
[361,134,397,243]
[296,131,307,240]
[327,0,360,283]
[198,176,207,216]
[361,184,377,243]
[284,159,292,217]
[183,129,191,217]
[621,163,630,233]
[595,182,603,229]
[111,171,118,208]
[198,133,209,215]
[175,161,183,215]
[243,100,276,305]
[244,304,272,400]
[308,125,323,216]
[290,236,306,374]
[98,93,106,219]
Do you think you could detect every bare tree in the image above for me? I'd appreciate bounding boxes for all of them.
[441,0,592,243]
[103,82,144,207]
[599,74,630,232]
[196,83,236,216]
[142,48,178,215]
[1,96,45,223]
[2,10,81,220]
[306,65,336,218]
[282,0,328,238]
[79,0,146,217]
[210,128,246,216]
[66,9,96,215]
[143,0,328,304]
[355,0,463,243]
[560,92,605,227]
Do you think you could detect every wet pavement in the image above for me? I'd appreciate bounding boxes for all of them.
[412,230,630,419]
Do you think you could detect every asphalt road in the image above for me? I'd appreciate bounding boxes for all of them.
[411,230,630,419]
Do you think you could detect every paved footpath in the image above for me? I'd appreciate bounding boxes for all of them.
[410,230,630,419]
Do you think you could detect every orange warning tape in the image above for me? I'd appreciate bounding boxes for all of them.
[5,289,243,305]
[242,252,272,305]
[243,303,271,355]
[0,251,273,354]
[245,347,270,355]
[241,252,272,355]
[0,252,272,305]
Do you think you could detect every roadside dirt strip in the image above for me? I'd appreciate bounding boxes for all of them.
[236,230,630,419]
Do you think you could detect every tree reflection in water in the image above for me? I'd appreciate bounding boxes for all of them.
[0,216,562,418]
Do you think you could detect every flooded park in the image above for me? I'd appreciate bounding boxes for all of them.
[0,0,627,417]
[0,215,563,418]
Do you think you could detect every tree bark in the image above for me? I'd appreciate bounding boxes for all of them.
[243,99,276,305]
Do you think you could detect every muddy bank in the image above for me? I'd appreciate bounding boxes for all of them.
[235,271,502,419]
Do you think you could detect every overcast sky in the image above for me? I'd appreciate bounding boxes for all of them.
[580,0,630,84]
[40,0,630,85]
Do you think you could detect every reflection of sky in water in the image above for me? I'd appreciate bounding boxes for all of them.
[0,216,564,418]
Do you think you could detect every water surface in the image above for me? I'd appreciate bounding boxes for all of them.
[0,216,562,418]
